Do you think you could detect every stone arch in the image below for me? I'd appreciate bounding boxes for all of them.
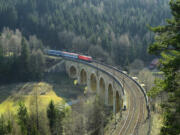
[108,84,113,105]
[69,66,77,78]
[90,73,97,92]
[99,77,105,96]
[115,91,120,113]
[80,69,87,84]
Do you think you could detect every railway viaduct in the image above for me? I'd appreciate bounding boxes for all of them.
[47,56,150,135]
[65,60,125,114]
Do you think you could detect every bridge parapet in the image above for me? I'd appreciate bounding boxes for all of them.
[65,60,124,113]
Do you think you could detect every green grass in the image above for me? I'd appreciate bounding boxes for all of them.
[0,82,65,115]
[152,71,164,75]
[0,72,85,115]
[150,112,163,135]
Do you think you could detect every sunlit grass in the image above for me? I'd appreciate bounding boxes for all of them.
[151,112,163,135]
[0,82,65,115]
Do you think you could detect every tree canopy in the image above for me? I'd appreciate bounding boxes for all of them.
[0,0,171,65]
[148,0,180,134]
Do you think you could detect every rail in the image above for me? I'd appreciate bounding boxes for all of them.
[92,60,150,119]
[47,54,151,134]
[63,57,125,95]
[92,60,151,135]
[47,54,150,117]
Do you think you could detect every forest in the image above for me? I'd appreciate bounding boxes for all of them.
[0,95,109,135]
[0,0,171,66]
[0,0,180,135]
[0,28,45,83]
[147,0,180,134]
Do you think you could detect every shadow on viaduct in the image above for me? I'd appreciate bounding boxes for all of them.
[64,60,125,114]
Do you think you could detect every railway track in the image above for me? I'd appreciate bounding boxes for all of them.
[92,61,149,135]
[118,80,136,135]
[47,55,150,135]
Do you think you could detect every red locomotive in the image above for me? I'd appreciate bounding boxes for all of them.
[78,55,92,62]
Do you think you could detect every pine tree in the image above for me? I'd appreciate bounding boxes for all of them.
[47,100,57,135]
[0,43,3,76]
[148,0,180,134]
[56,104,65,135]
[0,116,12,135]
[0,43,3,59]
[20,38,30,81]
[17,102,29,135]
[0,116,6,135]
[47,100,65,135]
[30,50,45,80]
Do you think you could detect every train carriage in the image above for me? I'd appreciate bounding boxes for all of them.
[62,51,78,59]
[47,50,59,56]
[47,50,92,62]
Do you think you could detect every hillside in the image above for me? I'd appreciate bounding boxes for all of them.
[0,82,65,115]
[0,0,171,65]
[0,71,85,115]
[0,0,179,134]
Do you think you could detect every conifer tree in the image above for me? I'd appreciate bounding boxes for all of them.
[47,100,65,135]
[148,0,180,134]
[17,102,29,135]
[0,116,6,135]
[20,38,30,81]
[0,115,12,135]
[47,100,57,135]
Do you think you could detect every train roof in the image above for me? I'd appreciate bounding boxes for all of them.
[62,51,78,55]
[79,54,92,58]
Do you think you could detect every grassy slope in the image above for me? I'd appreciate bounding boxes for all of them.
[0,71,85,115]
[150,99,164,135]
[0,82,64,115]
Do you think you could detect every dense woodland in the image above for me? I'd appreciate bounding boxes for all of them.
[0,96,109,135]
[148,0,180,134]
[0,28,45,83]
[0,0,180,135]
[0,0,171,66]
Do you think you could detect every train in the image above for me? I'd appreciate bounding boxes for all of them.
[47,50,93,62]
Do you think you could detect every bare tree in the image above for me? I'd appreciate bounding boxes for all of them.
[128,59,145,75]
[138,68,155,91]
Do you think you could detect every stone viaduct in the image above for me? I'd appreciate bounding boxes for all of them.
[47,55,150,134]
[64,59,125,114]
